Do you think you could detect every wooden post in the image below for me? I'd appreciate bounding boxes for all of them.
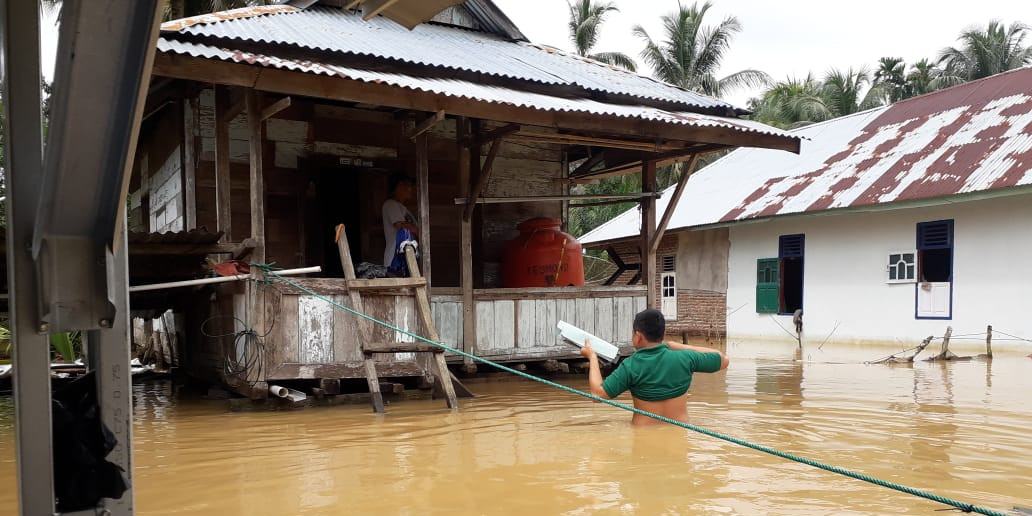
[986,324,993,359]
[139,152,151,230]
[245,89,267,390]
[182,96,198,230]
[458,117,477,373]
[640,161,657,309]
[214,85,233,242]
[650,154,700,256]
[245,89,266,265]
[416,132,431,288]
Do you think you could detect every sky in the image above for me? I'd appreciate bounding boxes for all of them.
[493,0,1031,108]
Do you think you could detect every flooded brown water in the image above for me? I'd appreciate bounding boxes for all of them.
[1,341,1031,515]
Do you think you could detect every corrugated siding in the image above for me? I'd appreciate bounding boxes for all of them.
[581,67,1032,244]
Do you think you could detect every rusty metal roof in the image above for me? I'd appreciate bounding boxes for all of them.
[159,5,740,114]
[158,38,794,140]
[580,67,1032,244]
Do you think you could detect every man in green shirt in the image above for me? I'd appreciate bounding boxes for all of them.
[581,309,729,426]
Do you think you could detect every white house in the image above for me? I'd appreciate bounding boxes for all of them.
[580,67,1032,350]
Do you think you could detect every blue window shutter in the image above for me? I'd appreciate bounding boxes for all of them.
[779,234,805,258]
[917,220,953,250]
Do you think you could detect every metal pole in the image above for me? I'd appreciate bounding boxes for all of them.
[86,223,135,515]
[1,0,57,514]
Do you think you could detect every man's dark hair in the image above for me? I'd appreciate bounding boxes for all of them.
[633,309,665,342]
[388,174,415,195]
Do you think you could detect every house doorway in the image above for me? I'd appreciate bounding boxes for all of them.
[302,159,396,278]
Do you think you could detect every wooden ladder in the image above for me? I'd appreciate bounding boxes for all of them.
[335,224,465,413]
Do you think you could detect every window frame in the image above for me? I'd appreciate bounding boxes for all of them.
[886,250,917,284]
[914,219,954,320]
[660,271,677,320]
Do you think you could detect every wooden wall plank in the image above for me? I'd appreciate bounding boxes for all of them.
[394,296,417,362]
[332,294,362,363]
[437,301,462,352]
[615,297,635,345]
[575,298,595,336]
[516,299,535,348]
[299,295,333,364]
[534,298,557,348]
[492,300,515,351]
[475,300,494,352]
[594,297,614,344]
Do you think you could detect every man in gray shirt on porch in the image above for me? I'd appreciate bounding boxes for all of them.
[382,174,419,268]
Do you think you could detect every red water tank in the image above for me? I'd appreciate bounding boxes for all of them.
[502,218,585,287]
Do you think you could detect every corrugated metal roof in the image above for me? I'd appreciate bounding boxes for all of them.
[160,5,738,114]
[580,67,1032,245]
[158,38,793,139]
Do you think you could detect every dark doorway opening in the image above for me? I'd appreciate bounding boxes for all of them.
[780,257,804,313]
[302,161,396,278]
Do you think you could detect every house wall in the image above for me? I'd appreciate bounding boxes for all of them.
[726,193,1032,351]
[607,229,728,339]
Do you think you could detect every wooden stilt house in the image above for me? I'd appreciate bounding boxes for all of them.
[129,0,800,399]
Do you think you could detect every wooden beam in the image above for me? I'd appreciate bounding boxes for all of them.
[260,96,291,121]
[479,123,520,144]
[345,277,427,290]
[568,145,723,183]
[455,193,658,204]
[182,97,198,229]
[568,198,639,208]
[214,85,232,242]
[416,132,432,288]
[362,343,444,354]
[361,0,400,20]
[457,117,477,372]
[246,88,267,389]
[640,161,657,309]
[408,109,444,140]
[509,130,685,152]
[151,53,802,154]
[246,89,266,264]
[570,152,606,177]
[462,136,502,222]
[650,154,700,256]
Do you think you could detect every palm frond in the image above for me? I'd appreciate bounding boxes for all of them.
[589,52,638,71]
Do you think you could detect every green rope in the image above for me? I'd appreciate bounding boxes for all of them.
[256,265,1008,516]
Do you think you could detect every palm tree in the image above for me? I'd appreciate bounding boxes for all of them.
[904,58,942,98]
[821,66,885,116]
[873,57,907,103]
[749,74,832,129]
[633,1,769,98]
[938,21,1032,85]
[566,0,636,71]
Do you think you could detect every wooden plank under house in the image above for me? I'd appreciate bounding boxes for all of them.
[121,1,800,401]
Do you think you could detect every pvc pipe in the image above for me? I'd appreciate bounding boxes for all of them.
[128,266,322,293]
[269,385,289,398]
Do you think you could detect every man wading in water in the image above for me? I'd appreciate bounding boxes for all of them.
[581,309,729,426]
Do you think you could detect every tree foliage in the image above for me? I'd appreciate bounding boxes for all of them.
[566,0,636,71]
[938,21,1032,85]
[633,1,769,98]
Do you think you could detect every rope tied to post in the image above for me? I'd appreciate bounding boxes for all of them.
[252,263,1010,516]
